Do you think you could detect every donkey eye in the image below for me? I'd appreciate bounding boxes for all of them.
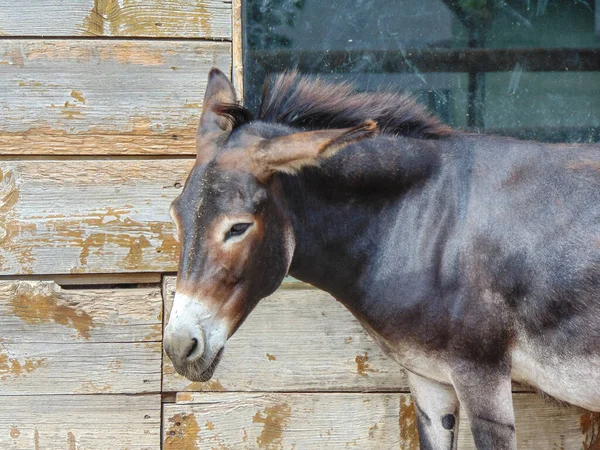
[226,223,252,240]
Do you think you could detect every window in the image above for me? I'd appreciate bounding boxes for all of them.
[244,0,600,143]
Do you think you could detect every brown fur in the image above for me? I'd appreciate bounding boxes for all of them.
[258,71,453,138]
[217,71,452,139]
[217,121,377,182]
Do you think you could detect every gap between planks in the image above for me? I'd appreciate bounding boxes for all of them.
[0,35,232,42]
[0,273,162,286]
[0,155,196,161]
[0,392,163,397]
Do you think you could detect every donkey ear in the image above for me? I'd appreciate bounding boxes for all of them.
[197,68,237,162]
[253,120,377,181]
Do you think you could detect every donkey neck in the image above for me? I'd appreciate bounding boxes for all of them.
[280,135,457,313]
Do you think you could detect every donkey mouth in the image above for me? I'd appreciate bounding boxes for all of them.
[185,347,225,382]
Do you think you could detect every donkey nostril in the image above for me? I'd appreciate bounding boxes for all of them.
[186,338,198,359]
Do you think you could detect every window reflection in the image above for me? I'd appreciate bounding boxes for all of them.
[244,0,600,143]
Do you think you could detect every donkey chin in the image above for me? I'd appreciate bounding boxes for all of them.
[175,347,225,382]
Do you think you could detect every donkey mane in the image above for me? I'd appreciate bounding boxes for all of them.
[259,71,453,139]
[219,72,454,139]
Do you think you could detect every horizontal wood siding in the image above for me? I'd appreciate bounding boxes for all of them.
[1,342,161,395]
[0,281,162,394]
[0,0,231,38]
[0,40,230,155]
[0,1,231,449]
[0,281,162,343]
[0,394,161,449]
[162,277,410,393]
[0,160,193,275]
[165,392,596,450]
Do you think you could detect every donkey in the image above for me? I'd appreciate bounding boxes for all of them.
[164,68,600,449]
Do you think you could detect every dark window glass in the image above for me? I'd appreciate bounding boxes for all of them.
[243,0,600,143]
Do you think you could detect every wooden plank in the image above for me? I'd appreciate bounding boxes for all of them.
[0,159,193,275]
[165,392,595,449]
[162,277,410,392]
[0,272,162,286]
[164,393,404,450]
[0,281,162,394]
[0,341,161,395]
[231,0,244,100]
[1,394,160,449]
[0,40,230,155]
[0,281,162,343]
[0,0,231,39]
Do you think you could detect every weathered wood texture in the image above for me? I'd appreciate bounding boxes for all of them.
[1,342,161,395]
[0,281,162,342]
[0,159,193,275]
[0,0,231,39]
[163,277,410,392]
[0,40,230,155]
[1,394,160,449]
[0,272,162,286]
[232,0,244,99]
[0,281,162,394]
[165,392,599,450]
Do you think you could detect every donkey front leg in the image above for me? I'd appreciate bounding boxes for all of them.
[450,363,517,450]
[407,371,460,450]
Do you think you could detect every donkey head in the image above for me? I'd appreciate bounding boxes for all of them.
[163,68,376,381]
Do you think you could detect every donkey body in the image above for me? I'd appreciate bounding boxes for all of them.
[164,68,600,449]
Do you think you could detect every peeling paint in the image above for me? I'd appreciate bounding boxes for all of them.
[355,352,378,377]
[80,0,216,37]
[399,397,419,450]
[252,403,292,450]
[70,90,86,105]
[0,168,19,213]
[164,413,200,450]
[205,421,215,431]
[41,209,180,273]
[18,80,43,87]
[75,381,112,393]
[9,284,94,339]
[123,235,152,268]
[144,341,162,351]
[67,431,77,450]
[60,108,84,119]
[10,426,20,439]
[82,0,123,36]
[0,352,46,380]
[177,392,194,403]
[144,322,164,341]
[266,353,276,361]
[109,359,122,373]
[0,189,19,213]
[186,379,226,392]
[368,423,378,438]
[581,411,600,450]
[34,428,40,450]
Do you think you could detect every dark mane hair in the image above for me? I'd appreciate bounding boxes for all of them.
[217,71,453,139]
[258,71,453,139]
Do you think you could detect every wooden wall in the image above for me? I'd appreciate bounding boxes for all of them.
[0,2,598,449]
